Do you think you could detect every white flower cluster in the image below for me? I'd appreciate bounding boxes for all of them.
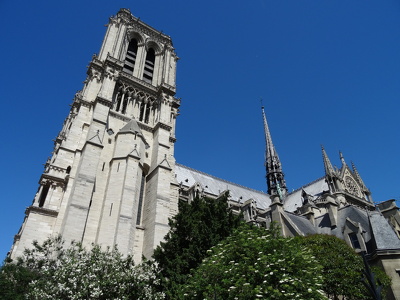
[15,237,164,300]
[180,225,327,299]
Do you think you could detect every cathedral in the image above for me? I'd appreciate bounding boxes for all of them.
[10,8,400,299]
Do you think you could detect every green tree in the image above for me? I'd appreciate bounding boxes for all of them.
[0,257,39,300]
[153,192,242,296]
[1,236,164,300]
[299,234,391,300]
[178,223,327,300]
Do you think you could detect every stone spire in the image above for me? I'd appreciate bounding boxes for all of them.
[351,161,373,202]
[262,106,287,200]
[321,145,336,178]
[339,151,347,167]
[351,161,367,190]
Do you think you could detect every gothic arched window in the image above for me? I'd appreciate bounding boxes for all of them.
[143,48,155,83]
[123,39,138,75]
[38,183,50,207]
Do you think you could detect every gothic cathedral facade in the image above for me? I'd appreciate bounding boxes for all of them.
[10,8,400,298]
[11,9,180,263]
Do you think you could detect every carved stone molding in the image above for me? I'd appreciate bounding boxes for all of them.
[113,9,173,47]
[115,81,158,104]
[95,96,112,107]
[158,82,176,96]
[144,38,162,55]
[109,110,131,122]
[73,90,83,102]
[137,121,153,133]
[126,23,172,46]
[40,174,67,188]
[26,206,59,217]
[153,122,172,132]
[79,99,92,108]
[119,72,157,94]
[126,29,145,45]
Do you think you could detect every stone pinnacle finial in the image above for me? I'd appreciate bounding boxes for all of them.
[351,161,368,191]
[339,151,347,166]
[321,145,336,178]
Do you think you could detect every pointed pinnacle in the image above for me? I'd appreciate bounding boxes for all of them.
[351,161,367,190]
[262,106,279,172]
[339,150,347,166]
[262,106,287,199]
[321,145,336,177]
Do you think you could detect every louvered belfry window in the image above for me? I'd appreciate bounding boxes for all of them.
[143,48,155,83]
[123,39,138,75]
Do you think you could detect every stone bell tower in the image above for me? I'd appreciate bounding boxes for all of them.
[11,8,180,262]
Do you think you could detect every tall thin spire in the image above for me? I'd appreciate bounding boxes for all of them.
[321,145,336,178]
[262,106,287,200]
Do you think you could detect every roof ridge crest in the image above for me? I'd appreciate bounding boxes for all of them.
[176,163,269,195]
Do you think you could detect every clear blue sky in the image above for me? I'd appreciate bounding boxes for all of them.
[1,0,400,259]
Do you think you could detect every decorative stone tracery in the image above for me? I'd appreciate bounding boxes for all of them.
[112,82,159,124]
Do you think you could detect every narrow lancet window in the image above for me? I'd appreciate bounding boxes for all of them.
[123,39,138,75]
[143,48,155,84]
[113,85,123,112]
[38,184,50,207]
[136,174,146,225]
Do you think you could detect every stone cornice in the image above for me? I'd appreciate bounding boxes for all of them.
[158,82,176,96]
[146,163,172,181]
[92,117,107,126]
[88,57,103,73]
[26,206,59,217]
[104,54,124,69]
[95,96,112,107]
[78,98,92,108]
[137,122,153,133]
[343,192,375,209]
[153,122,172,132]
[58,146,76,153]
[41,173,67,185]
[119,72,158,96]
[117,68,176,97]
[109,110,131,122]
[110,155,140,163]
[115,9,173,47]
[85,140,104,149]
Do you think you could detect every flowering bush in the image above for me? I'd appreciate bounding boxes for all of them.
[2,237,164,300]
[178,224,327,300]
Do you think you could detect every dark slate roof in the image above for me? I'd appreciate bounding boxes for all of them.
[286,213,318,235]
[284,177,328,212]
[369,211,400,250]
[315,205,371,241]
